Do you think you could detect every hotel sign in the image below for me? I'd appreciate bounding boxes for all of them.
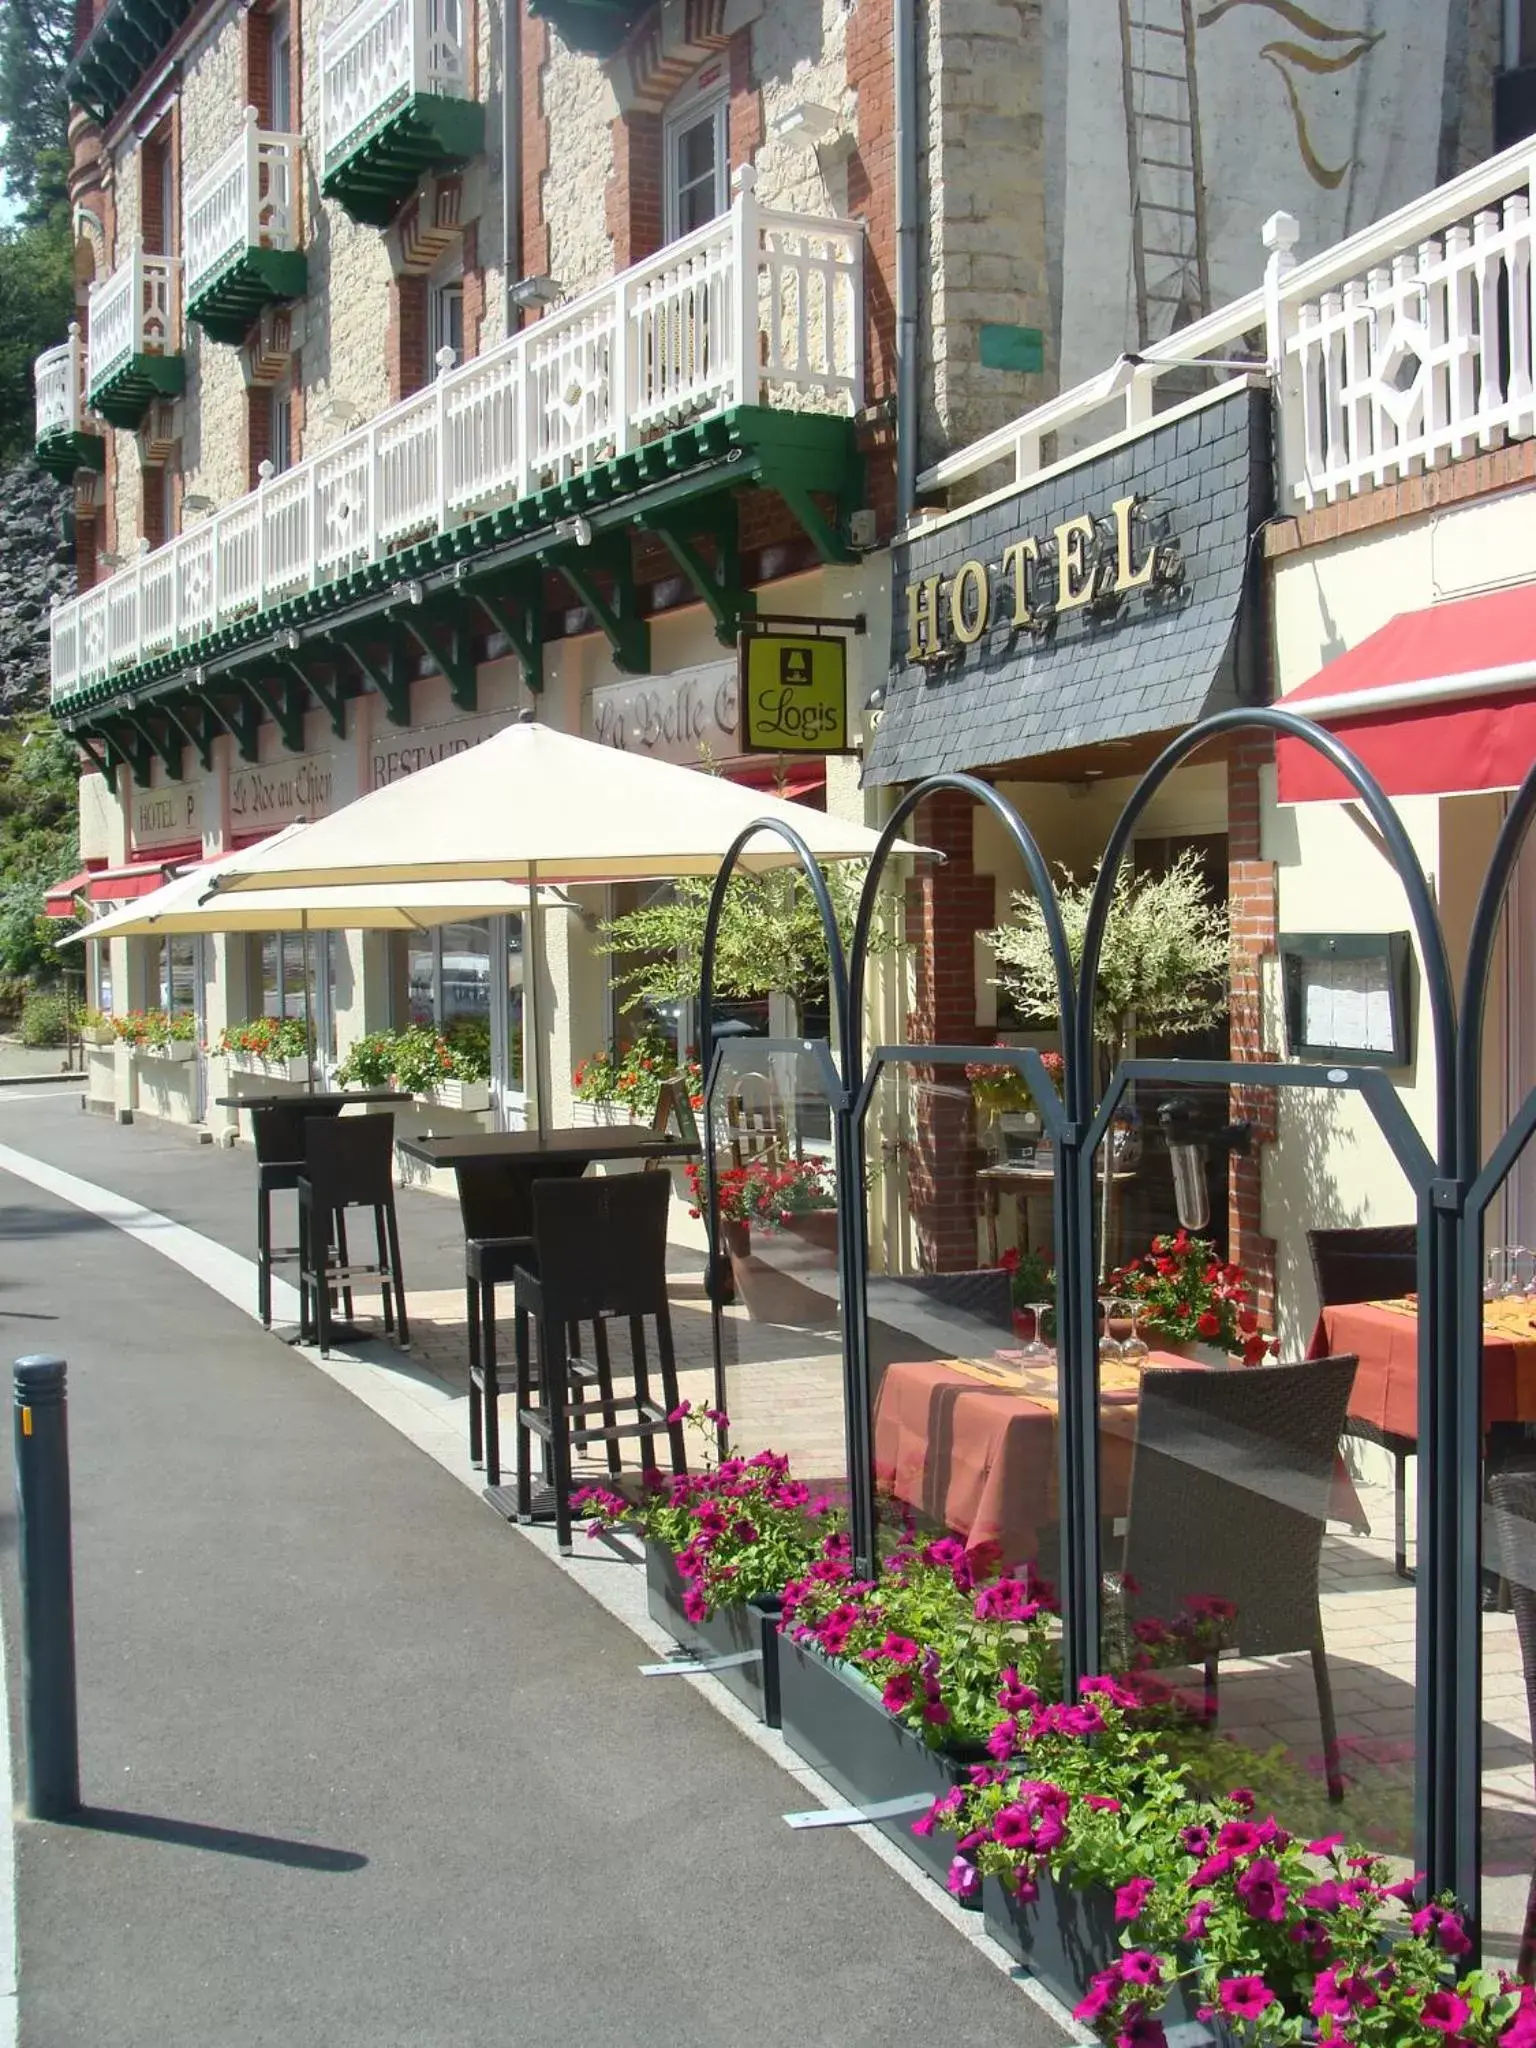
[740,633,849,753]
[129,780,204,850]
[902,493,1182,662]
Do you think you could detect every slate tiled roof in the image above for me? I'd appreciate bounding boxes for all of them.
[863,386,1272,788]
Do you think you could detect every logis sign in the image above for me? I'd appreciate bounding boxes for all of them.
[902,493,1183,662]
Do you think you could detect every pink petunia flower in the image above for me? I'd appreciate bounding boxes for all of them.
[1217,1977,1275,2021]
[1421,1991,1471,2034]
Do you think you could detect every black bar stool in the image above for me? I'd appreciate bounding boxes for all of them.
[251,1102,350,1328]
[455,1160,568,1482]
[513,1170,687,1552]
[298,1113,407,1357]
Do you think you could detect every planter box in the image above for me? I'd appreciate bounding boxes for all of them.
[230,1053,310,1083]
[570,1099,632,1127]
[779,1210,839,1256]
[81,1025,115,1046]
[416,1078,491,1113]
[983,1875,1206,2033]
[645,1543,782,1727]
[777,1632,975,1885]
[131,1039,196,1063]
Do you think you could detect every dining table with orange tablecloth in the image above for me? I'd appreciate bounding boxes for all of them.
[872,1351,1370,1567]
[1309,1296,1536,1440]
[871,1352,1182,1568]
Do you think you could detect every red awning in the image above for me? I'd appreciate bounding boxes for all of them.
[84,850,202,903]
[1275,584,1536,802]
[724,759,827,806]
[43,868,94,920]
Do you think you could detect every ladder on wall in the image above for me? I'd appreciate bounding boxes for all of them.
[1118,0,1211,346]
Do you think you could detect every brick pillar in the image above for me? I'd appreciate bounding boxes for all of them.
[387,276,429,401]
[844,0,897,537]
[904,789,995,1271]
[460,221,484,359]
[244,7,273,123]
[728,28,762,164]
[1228,734,1278,1323]
[605,111,663,270]
[520,3,551,318]
[246,387,272,491]
[75,511,98,590]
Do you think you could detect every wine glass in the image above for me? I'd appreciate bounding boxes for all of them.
[1513,1247,1535,1298]
[1097,1297,1124,1363]
[1017,1302,1049,1361]
[1486,1246,1510,1302]
[1117,1299,1149,1365]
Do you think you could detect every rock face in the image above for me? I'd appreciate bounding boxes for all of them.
[0,464,74,715]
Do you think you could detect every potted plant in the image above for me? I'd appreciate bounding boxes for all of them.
[412,1018,492,1112]
[216,1014,311,1082]
[576,1410,841,1727]
[335,1030,401,1090]
[967,1046,1064,1160]
[571,1027,703,1127]
[988,852,1229,1272]
[999,1245,1055,1338]
[1109,1231,1276,1367]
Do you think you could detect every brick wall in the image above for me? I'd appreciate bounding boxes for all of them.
[904,787,995,1270]
[1266,437,1536,560]
[521,4,551,303]
[246,387,272,490]
[845,0,897,535]
[605,111,663,269]
[727,28,762,164]
[1228,732,1278,1322]
[243,6,273,125]
[461,222,484,359]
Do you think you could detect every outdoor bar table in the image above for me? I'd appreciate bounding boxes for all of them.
[214,1089,412,1112]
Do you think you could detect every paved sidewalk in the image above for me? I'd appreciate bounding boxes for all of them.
[0,1099,1063,2048]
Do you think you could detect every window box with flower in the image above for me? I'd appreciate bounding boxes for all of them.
[80,1007,115,1047]
[571,1027,703,1129]
[115,1009,198,1061]
[968,1046,1065,1162]
[216,1015,312,1083]
[577,1411,842,1727]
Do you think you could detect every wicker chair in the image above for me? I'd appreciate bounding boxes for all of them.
[1116,1354,1360,1803]
[900,1268,1014,1332]
[1308,1225,1417,1579]
[1484,1467,1536,1978]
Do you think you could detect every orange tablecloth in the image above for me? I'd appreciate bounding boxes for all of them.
[870,1353,1168,1567]
[1311,1300,1536,1441]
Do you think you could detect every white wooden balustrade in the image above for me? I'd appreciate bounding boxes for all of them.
[319,0,469,179]
[49,170,863,701]
[86,243,179,397]
[184,110,304,305]
[918,134,1536,519]
[34,325,86,442]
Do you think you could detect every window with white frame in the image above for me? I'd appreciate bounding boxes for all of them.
[430,277,464,370]
[269,5,292,130]
[158,934,197,1015]
[269,383,293,474]
[391,919,522,1097]
[91,938,112,1015]
[665,64,729,241]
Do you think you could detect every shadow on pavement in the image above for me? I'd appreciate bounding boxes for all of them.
[61,1807,368,1872]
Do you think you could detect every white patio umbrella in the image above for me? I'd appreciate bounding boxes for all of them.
[200,719,924,1130]
[63,824,571,1093]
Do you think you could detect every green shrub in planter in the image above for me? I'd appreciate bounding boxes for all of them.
[19,990,69,1047]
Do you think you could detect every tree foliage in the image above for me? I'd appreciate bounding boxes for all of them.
[0,0,73,230]
[987,851,1230,1064]
[595,863,888,1010]
[0,715,80,982]
[0,220,73,462]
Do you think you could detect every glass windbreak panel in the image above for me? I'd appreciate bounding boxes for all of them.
[860,1051,1059,1583]
[1480,1125,1536,1970]
[441,919,490,1080]
[93,942,111,1013]
[281,931,310,1020]
[705,1037,845,1504]
[1097,1075,1420,1909]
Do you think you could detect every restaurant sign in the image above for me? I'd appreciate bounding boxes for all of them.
[230,752,335,831]
[739,632,849,753]
[369,711,513,790]
[588,662,739,766]
[902,492,1182,662]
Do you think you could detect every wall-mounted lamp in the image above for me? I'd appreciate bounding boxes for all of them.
[322,394,363,430]
[181,492,216,518]
[554,514,593,548]
[863,683,886,713]
[510,274,564,310]
[1158,1099,1252,1233]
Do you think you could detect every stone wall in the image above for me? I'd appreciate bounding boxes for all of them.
[0,466,74,714]
[179,12,250,512]
[539,33,618,293]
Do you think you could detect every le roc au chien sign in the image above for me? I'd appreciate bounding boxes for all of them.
[903,493,1182,663]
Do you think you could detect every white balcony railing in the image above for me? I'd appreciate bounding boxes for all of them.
[87,242,179,397]
[34,325,86,442]
[184,110,304,306]
[50,170,863,702]
[919,133,1536,517]
[319,0,469,180]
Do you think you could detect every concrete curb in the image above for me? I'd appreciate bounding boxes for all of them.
[0,1073,84,1089]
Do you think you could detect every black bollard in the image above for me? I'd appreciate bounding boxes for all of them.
[12,1357,79,1819]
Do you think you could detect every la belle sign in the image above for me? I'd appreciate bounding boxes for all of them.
[903,493,1180,661]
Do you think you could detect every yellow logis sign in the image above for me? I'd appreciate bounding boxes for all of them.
[740,633,849,753]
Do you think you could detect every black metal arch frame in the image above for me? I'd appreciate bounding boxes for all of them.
[698,710,1536,1933]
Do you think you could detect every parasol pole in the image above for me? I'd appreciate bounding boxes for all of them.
[303,907,316,1095]
[526,862,549,1137]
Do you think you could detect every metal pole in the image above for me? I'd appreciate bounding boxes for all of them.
[12,1356,79,1820]
[302,908,316,1095]
[526,862,548,1137]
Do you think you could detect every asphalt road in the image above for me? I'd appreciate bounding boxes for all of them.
[0,1100,1065,2047]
